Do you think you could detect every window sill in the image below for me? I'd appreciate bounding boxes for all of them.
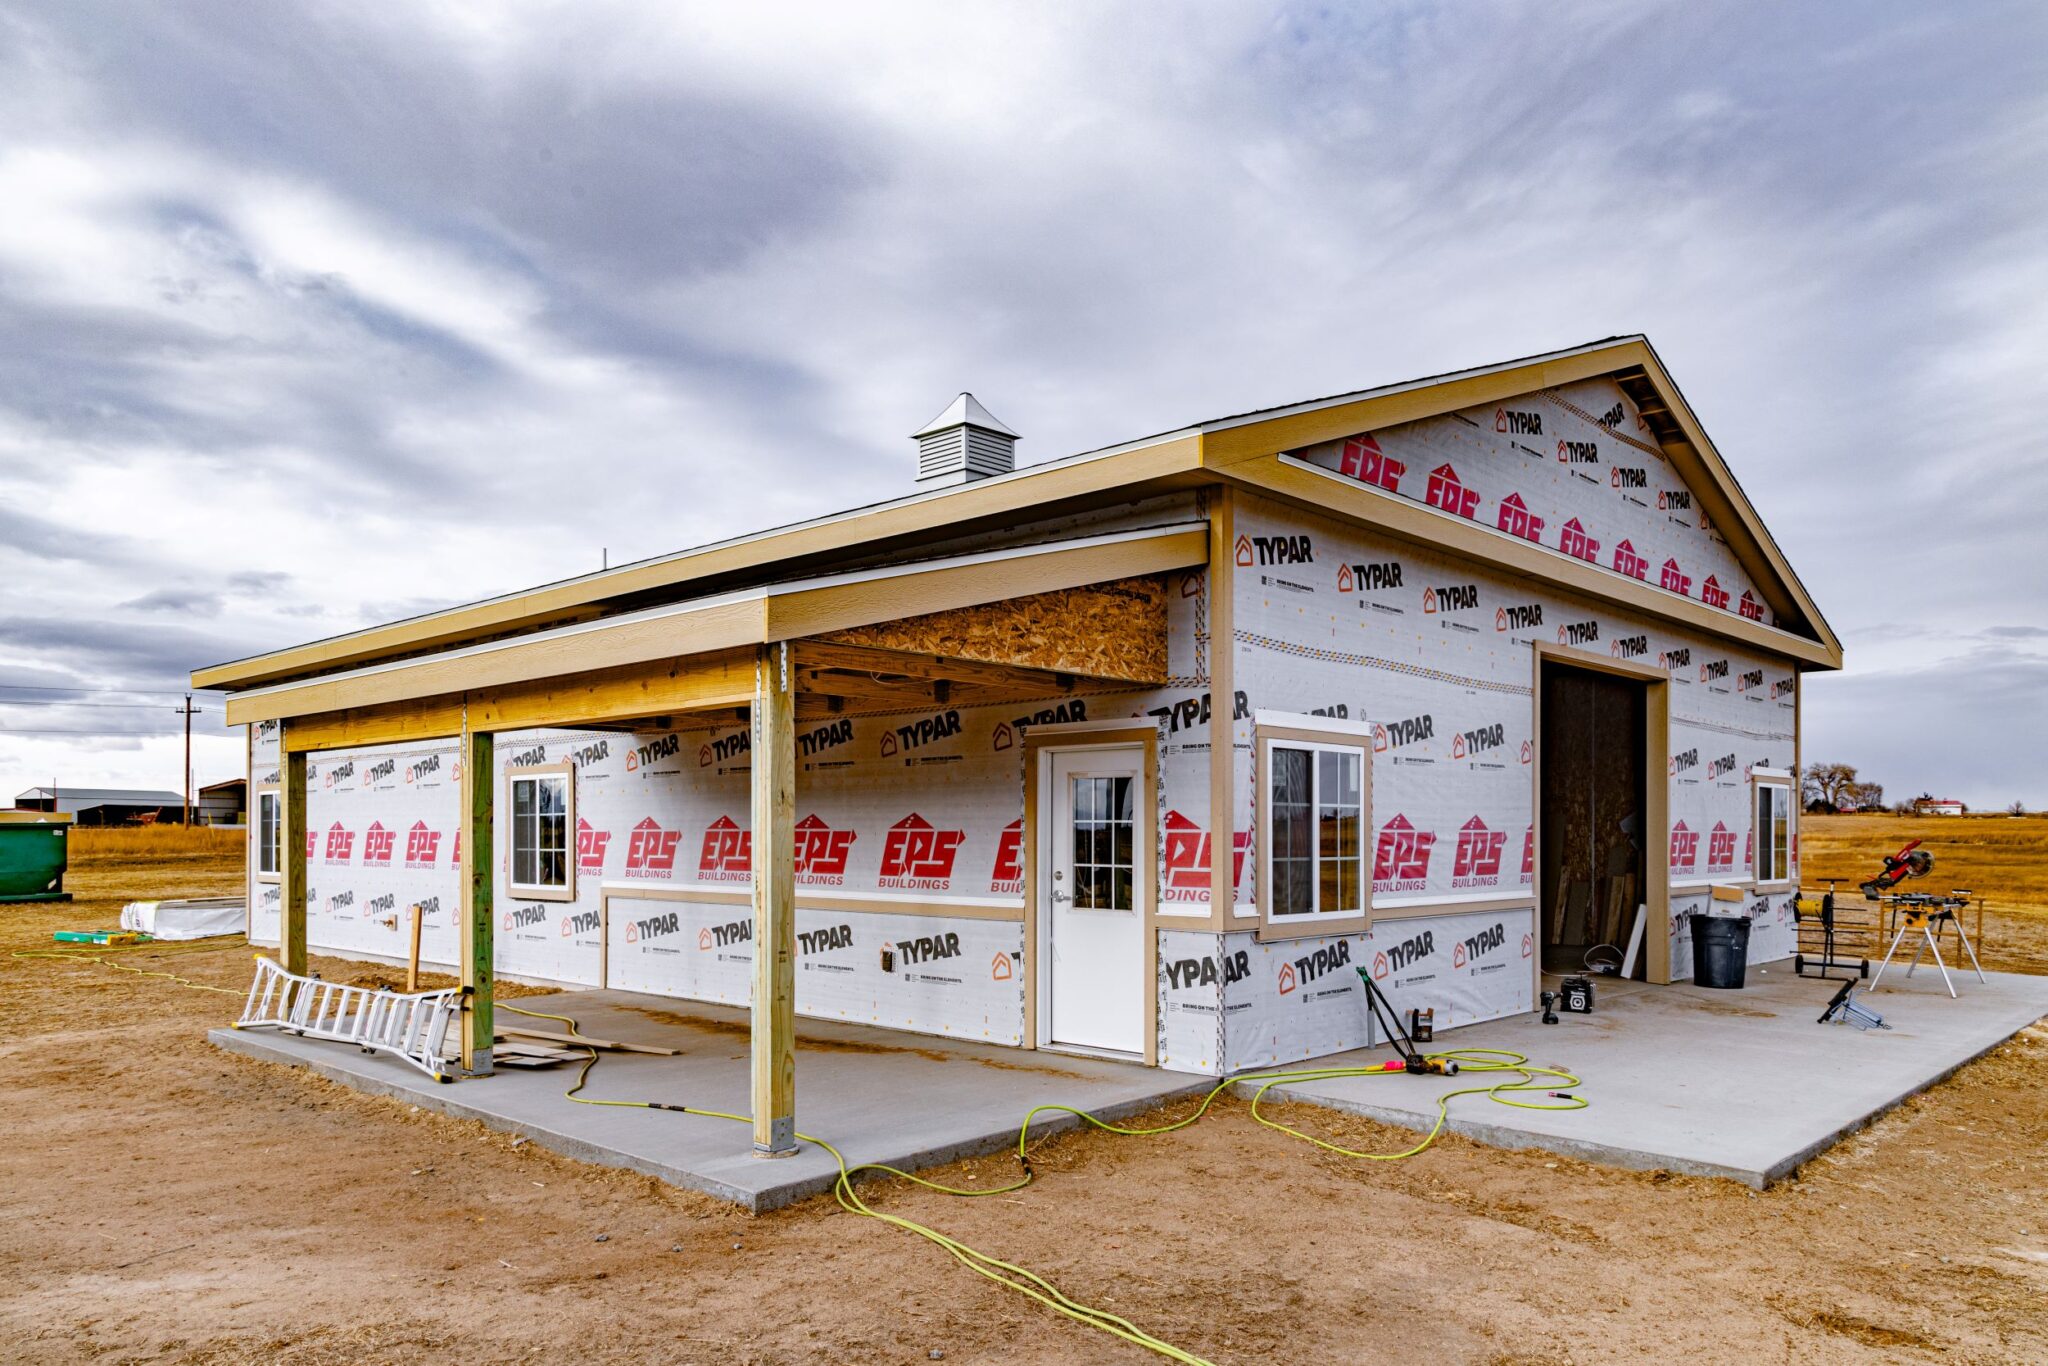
[1255,912,1368,944]
[509,884,575,904]
[256,872,280,884]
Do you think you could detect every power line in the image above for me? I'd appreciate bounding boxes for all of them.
[0,728,205,737]
[0,683,216,697]
[0,699,220,710]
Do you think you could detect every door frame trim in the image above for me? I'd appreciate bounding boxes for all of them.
[1530,642,1672,989]
[1021,724,1160,1063]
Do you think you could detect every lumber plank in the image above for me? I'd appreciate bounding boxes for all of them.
[496,1026,680,1057]
[752,641,798,1156]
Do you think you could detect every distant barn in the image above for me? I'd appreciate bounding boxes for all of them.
[13,786,185,826]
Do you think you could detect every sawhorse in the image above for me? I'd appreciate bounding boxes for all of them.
[1869,898,1986,999]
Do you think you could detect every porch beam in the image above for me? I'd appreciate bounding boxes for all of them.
[465,651,756,731]
[797,640,1089,690]
[459,725,494,1075]
[266,654,755,757]
[281,698,466,754]
[751,642,797,1156]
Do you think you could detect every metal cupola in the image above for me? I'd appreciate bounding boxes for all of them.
[911,392,1017,487]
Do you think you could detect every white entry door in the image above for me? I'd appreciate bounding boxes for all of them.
[1041,746,1146,1056]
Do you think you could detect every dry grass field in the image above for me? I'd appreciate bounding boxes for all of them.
[0,826,2043,1363]
[70,824,246,860]
[1801,813,2048,975]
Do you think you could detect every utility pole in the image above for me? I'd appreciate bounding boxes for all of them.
[174,694,199,826]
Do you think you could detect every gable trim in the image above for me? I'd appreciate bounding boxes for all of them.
[1197,337,1840,667]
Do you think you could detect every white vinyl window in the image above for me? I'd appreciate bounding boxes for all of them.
[256,788,281,879]
[508,765,574,900]
[1258,712,1371,939]
[1754,771,1793,885]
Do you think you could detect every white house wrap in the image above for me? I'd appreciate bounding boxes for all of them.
[219,338,1838,1085]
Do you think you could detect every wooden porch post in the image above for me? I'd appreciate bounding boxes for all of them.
[280,737,308,980]
[459,723,495,1075]
[751,641,797,1156]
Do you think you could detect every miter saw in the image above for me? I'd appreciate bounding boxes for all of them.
[1858,838,1933,900]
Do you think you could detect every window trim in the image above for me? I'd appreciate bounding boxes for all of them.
[1255,711,1373,943]
[1751,767,1795,891]
[254,785,281,882]
[505,761,577,902]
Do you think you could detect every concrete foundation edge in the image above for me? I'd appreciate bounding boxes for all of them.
[1235,1006,2048,1190]
[208,1027,1210,1213]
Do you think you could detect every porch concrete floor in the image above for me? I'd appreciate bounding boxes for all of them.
[209,991,1206,1213]
[1246,961,2048,1188]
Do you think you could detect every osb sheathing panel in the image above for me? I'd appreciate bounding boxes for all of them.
[821,576,1168,683]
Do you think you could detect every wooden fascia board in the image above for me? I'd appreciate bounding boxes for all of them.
[274,654,759,752]
[1220,455,1839,669]
[193,435,1204,691]
[762,526,1210,642]
[229,596,768,725]
[1633,347,1844,663]
[1198,342,1646,470]
[229,524,1209,727]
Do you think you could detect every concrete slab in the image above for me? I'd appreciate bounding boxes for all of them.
[210,990,1206,1212]
[1242,963,2048,1187]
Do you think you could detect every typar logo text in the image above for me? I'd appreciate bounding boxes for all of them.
[1233,533,1314,567]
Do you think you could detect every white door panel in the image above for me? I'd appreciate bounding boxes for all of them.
[1042,747,1145,1055]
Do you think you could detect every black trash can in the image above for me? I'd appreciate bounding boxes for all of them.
[1690,914,1751,989]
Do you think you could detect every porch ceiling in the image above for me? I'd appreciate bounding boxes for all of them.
[793,640,1115,721]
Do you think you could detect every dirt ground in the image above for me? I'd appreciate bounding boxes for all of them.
[1,835,2045,1364]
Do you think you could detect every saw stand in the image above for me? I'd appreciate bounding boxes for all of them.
[1869,893,1986,999]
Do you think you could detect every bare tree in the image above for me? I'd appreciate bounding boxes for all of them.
[2011,800,2028,817]
[1843,779,1885,811]
[1801,761,1862,811]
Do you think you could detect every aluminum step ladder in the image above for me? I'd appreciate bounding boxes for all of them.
[235,955,462,1081]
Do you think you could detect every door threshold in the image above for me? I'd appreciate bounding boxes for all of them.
[1041,1040,1146,1064]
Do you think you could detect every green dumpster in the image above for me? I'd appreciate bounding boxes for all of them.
[0,812,73,903]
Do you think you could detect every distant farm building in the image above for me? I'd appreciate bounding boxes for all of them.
[198,778,247,825]
[13,786,185,825]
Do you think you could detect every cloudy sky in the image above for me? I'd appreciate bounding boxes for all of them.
[1,1,2043,809]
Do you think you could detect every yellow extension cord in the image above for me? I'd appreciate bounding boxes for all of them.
[9,947,1586,1364]
[498,1002,1586,1365]
[10,936,245,995]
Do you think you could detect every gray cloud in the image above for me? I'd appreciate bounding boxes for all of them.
[120,588,222,617]
[0,1,2044,802]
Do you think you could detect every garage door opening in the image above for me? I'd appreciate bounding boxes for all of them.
[1539,659,1648,976]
